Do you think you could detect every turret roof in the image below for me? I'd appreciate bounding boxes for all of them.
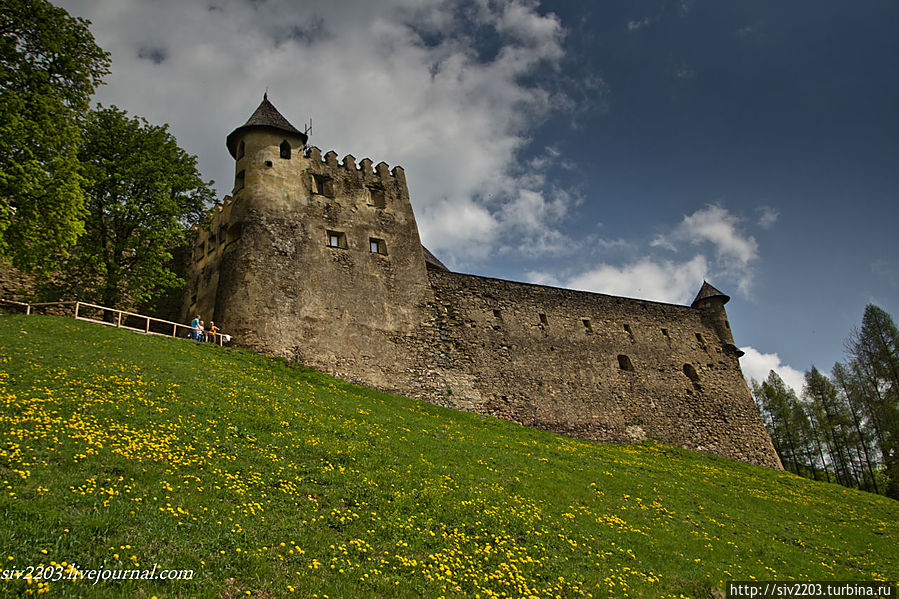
[691,281,730,306]
[226,93,307,158]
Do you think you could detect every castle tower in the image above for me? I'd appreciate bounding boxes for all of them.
[691,281,743,355]
[212,95,432,380]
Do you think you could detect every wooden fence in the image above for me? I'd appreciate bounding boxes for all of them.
[0,299,230,345]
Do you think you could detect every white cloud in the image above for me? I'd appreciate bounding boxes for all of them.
[530,254,708,304]
[757,205,779,229]
[652,204,758,294]
[627,17,650,31]
[739,346,806,394]
[56,0,573,262]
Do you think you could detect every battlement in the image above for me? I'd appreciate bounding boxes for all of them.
[303,146,406,182]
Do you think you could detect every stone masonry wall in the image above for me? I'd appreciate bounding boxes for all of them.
[396,271,781,469]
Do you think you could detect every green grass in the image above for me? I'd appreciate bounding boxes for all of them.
[0,315,896,598]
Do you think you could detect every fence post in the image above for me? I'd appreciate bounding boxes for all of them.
[145,317,150,334]
[75,302,80,319]
[26,304,31,315]
[172,323,177,338]
[116,311,122,328]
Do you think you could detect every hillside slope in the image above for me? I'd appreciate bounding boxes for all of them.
[0,315,896,598]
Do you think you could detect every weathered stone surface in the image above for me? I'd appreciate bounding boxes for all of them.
[185,98,782,470]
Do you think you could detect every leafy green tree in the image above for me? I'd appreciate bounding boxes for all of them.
[0,0,109,271]
[53,106,213,309]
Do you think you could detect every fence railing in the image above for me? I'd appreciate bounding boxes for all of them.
[0,299,230,346]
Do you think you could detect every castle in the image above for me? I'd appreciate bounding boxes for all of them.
[186,95,781,469]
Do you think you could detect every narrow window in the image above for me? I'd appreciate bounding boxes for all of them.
[369,237,387,255]
[624,323,635,341]
[327,230,347,249]
[237,140,245,160]
[618,355,635,372]
[493,309,502,318]
[207,235,216,254]
[280,140,291,159]
[695,333,705,345]
[235,169,245,191]
[368,186,386,209]
[683,363,701,391]
[583,319,592,332]
[312,174,333,197]
[539,313,548,325]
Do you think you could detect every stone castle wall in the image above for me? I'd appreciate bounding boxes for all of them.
[187,114,781,469]
[400,271,780,469]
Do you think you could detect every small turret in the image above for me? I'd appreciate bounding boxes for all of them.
[691,281,743,356]
[226,93,307,158]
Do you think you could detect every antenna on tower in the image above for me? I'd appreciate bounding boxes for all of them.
[304,117,313,148]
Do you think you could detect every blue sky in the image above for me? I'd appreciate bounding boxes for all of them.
[57,0,898,392]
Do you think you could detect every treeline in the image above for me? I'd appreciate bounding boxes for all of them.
[752,305,899,499]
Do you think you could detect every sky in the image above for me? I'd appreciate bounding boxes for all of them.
[56,0,898,395]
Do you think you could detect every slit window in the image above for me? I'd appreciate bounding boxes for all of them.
[683,363,701,390]
[493,309,502,318]
[237,141,245,160]
[695,333,705,345]
[327,230,347,249]
[312,174,333,197]
[235,169,245,191]
[280,140,291,159]
[368,186,386,209]
[539,313,548,325]
[369,237,387,255]
[583,319,592,332]
[618,355,635,372]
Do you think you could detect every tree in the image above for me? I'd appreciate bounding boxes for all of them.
[52,106,213,309]
[0,0,110,271]
[752,371,805,475]
[846,304,899,498]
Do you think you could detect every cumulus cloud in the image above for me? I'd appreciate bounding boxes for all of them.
[652,204,758,294]
[627,17,650,31]
[529,254,708,304]
[56,0,575,261]
[739,347,806,394]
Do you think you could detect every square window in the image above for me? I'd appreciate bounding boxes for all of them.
[369,237,387,255]
[327,230,347,249]
[312,174,333,197]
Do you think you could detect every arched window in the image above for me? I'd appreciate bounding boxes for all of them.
[237,140,245,159]
[280,140,291,159]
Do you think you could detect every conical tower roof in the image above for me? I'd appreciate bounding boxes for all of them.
[226,93,307,158]
[691,281,730,307]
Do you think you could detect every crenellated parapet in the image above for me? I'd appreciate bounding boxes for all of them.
[303,146,406,182]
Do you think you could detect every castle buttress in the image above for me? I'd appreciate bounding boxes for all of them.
[187,96,781,469]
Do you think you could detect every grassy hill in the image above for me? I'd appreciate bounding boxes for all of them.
[0,315,896,598]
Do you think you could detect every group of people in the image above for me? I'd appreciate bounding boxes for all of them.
[189,315,221,343]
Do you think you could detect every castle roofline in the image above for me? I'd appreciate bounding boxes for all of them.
[691,281,730,307]
[226,93,307,158]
